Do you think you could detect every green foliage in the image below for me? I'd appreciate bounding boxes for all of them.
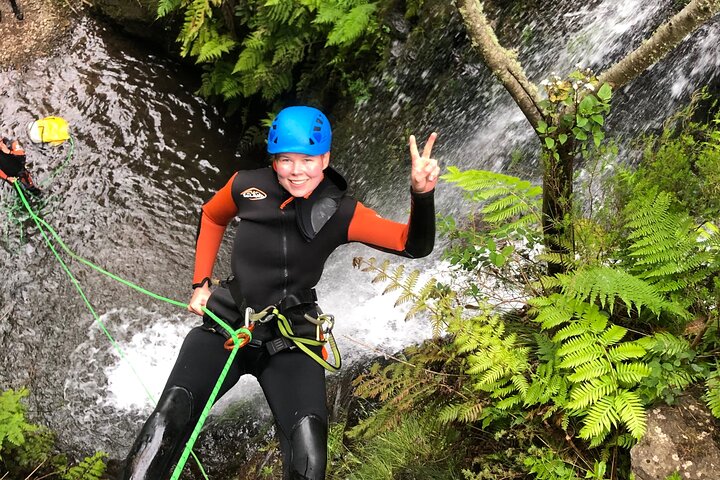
[537,69,612,162]
[523,447,583,480]
[348,334,461,436]
[704,366,720,417]
[62,452,107,480]
[1,388,107,479]
[442,167,543,236]
[439,167,543,282]
[159,0,389,104]
[623,191,714,301]
[331,415,464,479]
[342,90,720,480]
[630,88,720,221]
[0,388,47,467]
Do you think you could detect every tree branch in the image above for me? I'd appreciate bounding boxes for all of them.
[599,0,720,89]
[457,0,544,129]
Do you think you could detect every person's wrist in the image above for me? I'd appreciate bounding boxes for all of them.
[192,277,212,290]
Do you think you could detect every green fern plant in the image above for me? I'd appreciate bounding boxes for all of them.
[0,388,41,462]
[704,366,720,417]
[158,0,387,104]
[1,388,107,479]
[528,294,651,445]
[61,452,107,480]
[442,167,543,237]
[623,191,713,300]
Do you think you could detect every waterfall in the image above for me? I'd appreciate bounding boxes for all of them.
[0,1,718,463]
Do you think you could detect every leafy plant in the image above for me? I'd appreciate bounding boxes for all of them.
[158,0,392,105]
[62,452,107,480]
[0,388,50,469]
[1,388,107,479]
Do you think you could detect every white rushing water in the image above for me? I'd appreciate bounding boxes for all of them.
[1,0,718,459]
[98,249,442,412]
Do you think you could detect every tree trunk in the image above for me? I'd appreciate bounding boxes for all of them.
[457,0,720,275]
[599,0,720,89]
[457,0,543,129]
[542,139,576,275]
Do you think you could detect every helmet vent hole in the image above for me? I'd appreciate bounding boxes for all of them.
[309,138,316,145]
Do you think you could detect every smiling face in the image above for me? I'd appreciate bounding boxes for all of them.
[273,152,330,197]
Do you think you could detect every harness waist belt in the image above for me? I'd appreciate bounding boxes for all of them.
[226,274,317,313]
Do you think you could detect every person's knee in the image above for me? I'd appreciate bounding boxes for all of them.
[123,386,194,480]
[156,385,194,423]
[288,414,327,480]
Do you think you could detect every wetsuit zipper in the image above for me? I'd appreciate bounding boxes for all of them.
[280,202,289,298]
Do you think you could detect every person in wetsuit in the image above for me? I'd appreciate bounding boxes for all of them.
[122,106,440,480]
[0,137,41,196]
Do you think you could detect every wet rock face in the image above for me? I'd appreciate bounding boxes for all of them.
[91,0,175,49]
[631,394,720,480]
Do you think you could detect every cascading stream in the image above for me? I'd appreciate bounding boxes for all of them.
[0,0,717,464]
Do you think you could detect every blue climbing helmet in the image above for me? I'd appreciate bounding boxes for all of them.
[267,106,332,156]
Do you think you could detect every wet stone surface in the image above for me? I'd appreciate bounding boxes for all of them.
[631,393,720,480]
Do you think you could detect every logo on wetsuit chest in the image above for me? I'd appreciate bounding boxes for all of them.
[241,187,267,200]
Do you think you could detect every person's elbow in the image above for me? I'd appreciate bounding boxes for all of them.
[404,238,435,258]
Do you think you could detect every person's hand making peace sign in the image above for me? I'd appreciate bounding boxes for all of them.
[409,132,440,194]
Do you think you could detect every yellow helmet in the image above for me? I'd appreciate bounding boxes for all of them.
[27,116,70,145]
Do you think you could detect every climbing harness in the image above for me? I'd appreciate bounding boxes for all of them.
[11,182,252,480]
[208,276,342,372]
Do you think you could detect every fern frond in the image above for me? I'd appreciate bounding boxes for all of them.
[614,390,646,439]
[598,324,627,346]
[567,359,612,383]
[313,2,344,24]
[637,331,690,357]
[179,0,212,56]
[197,35,236,62]
[578,395,618,441]
[704,370,720,418]
[566,376,618,410]
[607,342,647,362]
[496,395,522,410]
[625,191,710,294]
[615,362,652,385]
[532,298,574,329]
[326,3,378,47]
[556,334,597,358]
[442,167,542,228]
[558,345,607,369]
[63,452,108,480]
[157,0,183,17]
[557,266,684,318]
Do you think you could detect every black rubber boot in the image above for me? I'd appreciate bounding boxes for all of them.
[285,414,327,480]
[123,386,194,480]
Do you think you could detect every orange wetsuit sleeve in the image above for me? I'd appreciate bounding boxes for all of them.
[0,168,7,181]
[348,202,409,251]
[347,189,435,258]
[192,173,239,284]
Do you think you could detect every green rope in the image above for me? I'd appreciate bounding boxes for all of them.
[1,135,74,243]
[38,135,75,187]
[13,181,252,479]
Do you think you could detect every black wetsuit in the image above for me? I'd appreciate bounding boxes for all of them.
[0,138,40,196]
[124,166,435,479]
